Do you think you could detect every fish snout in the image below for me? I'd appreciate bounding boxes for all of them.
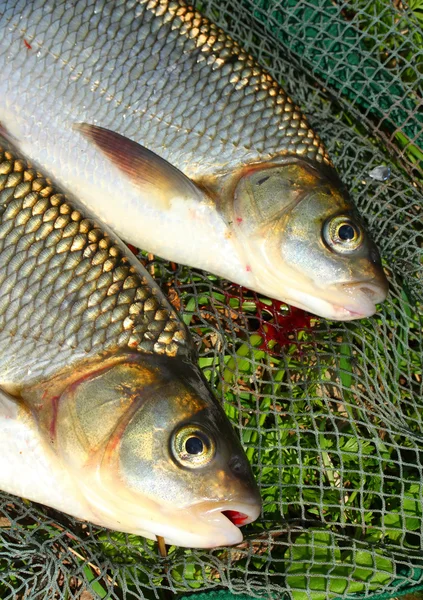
[227,454,262,519]
[342,274,389,318]
[359,278,389,306]
[221,500,262,528]
[192,498,261,547]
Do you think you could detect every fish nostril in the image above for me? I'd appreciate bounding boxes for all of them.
[228,455,249,477]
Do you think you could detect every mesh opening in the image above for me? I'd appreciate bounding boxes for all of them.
[1,0,423,599]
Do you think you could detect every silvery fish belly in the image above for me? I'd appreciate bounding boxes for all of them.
[0,0,388,320]
[0,140,261,549]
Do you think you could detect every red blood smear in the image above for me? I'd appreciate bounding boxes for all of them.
[222,510,249,527]
[126,243,139,256]
[257,305,313,351]
[223,285,314,355]
[24,39,32,49]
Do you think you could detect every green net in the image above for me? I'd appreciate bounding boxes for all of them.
[1,0,423,598]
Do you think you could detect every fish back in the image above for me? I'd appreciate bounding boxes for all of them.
[0,143,190,389]
[0,0,330,177]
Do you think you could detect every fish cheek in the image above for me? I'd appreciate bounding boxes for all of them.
[231,162,329,282]
[116,396,177,504]
[117,399,241,508]
[116,383,208,507]
[279,190,357,286]
[50,359,160,474]
[232,163,317,236]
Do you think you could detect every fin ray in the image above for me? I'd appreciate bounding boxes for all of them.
[74,123,206,209]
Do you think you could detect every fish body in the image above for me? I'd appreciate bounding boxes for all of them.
[0,0,388,320]
[0,140,261,548]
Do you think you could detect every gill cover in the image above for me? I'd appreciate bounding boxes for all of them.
[36,353,261,548]
[233,161,323,231]
[231,158,388,320]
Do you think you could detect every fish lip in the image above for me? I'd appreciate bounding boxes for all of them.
[329,297,376,320]
[331,304,374,320]
[197,501,261,525]
[340,277,389,318]
[273,280,386,321]
[191,500,261,544]
[81,484,260,548]
[343,278,389,303]
[142,501,261,548]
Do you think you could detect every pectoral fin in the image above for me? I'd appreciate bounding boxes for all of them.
[0,385,90,520]
[74,123,206,210]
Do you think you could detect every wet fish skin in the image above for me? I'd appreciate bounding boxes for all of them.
[229,159,389,320]
[0,145,188,388]
[0,0,329,176]
[22,352,260,547]
[0,140,261,548]
[0,0,388,320]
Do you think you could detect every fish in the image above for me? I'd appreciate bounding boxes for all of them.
[0,138,261,549]
[0,0,388,321]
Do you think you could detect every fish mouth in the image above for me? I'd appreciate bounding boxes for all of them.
[339,278,389,319]
[190,501,261,547]
[82,482,261,548]
[278,277,388,321]
[78,462,261,548]
[222,509,251,526]
[134,501,261,549]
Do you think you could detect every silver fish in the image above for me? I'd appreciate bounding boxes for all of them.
[0,0,388,320]
[0,139,261,548]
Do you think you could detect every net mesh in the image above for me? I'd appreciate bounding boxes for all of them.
[1,0,423,598]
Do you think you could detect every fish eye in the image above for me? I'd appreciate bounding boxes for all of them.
[323,215,363,254]
[171,425,215,468]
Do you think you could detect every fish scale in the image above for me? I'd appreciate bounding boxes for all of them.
[0,0,388,321]
[0,144,189,388]
[0,138,262,548]
[0,0,329,177]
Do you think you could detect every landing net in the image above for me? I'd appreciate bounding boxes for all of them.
[1,1,422,598]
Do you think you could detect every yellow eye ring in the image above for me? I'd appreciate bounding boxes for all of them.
[171,425,215,469]
[323,215,363,254]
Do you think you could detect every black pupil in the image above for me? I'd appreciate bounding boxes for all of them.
[185,436,204,455]
[338,223,356,241]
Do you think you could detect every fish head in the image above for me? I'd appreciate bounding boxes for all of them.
[52,354,261,548]
[232,158,388,320]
